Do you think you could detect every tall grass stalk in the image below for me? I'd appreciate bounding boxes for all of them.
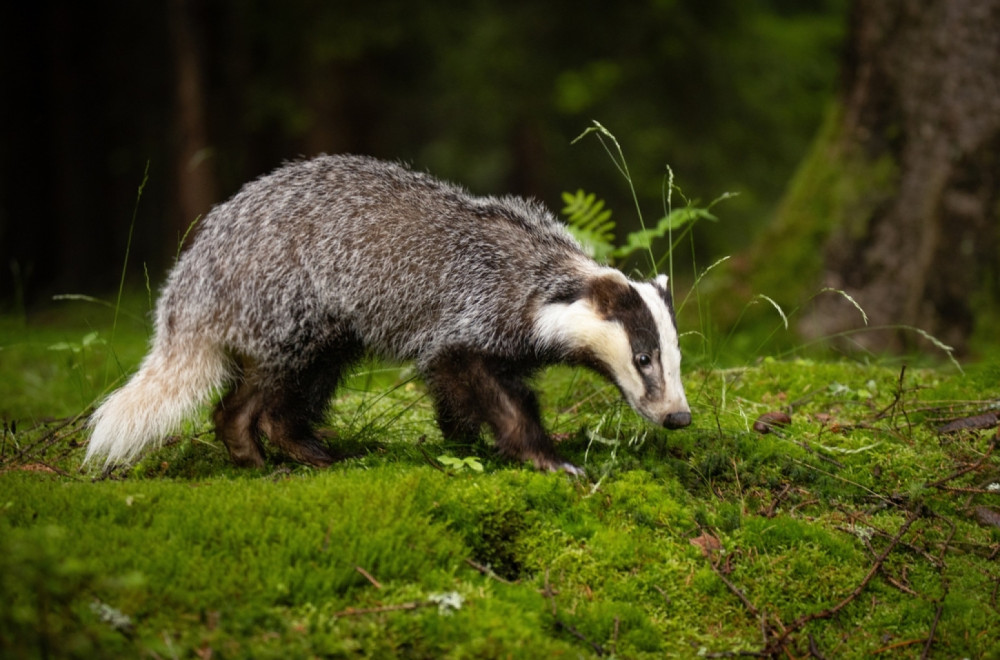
[567,124,959,373]
[663,165,676,291]
[175,215,201,262]
[572,121,657,276]
[95,161,151,389]
[112,161,150,348]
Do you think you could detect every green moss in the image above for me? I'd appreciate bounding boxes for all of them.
[0,524,138,659]
[3,308,1000,658]
[749,105,899,307]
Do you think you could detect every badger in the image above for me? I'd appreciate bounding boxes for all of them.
[85,154,691,474]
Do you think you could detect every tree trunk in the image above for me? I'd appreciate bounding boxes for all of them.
[169,0,217,253]
[757,0,1000,354]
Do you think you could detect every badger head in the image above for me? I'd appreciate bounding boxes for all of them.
[536,271,691,429]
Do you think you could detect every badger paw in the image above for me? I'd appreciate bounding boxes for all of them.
[556,462,586,478]
[535,456,585,477]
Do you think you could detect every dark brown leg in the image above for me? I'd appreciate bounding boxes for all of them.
[425,350,580,474]
[428,373,484,443]
[256,344,358,467]
[213,381,267,467]
[258,405,334,467]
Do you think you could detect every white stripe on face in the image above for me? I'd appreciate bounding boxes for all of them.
[534,296,642,400]
[534,274,689,426]
[633,279,688,420]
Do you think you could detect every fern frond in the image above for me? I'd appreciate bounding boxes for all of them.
[561,189,616,263]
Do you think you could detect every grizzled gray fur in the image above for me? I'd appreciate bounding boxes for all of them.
[86,155,690,473]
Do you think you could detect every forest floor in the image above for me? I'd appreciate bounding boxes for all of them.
[2,300,999,659]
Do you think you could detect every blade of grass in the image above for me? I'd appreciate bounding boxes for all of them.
[573,121,655,275]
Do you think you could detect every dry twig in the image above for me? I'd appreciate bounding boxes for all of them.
[542,568,606,656]
[764,511,921,655]
[926,439,996,490]
[464,557,515,584]
[354,565,383,589]
[709,511,922,658]
[332,601,432,617]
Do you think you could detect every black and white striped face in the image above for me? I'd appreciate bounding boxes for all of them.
[536,271,691,429]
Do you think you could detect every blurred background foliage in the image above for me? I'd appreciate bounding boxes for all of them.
[0,0,849,306]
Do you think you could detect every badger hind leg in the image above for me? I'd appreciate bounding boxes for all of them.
[213,379,267,467]
[247,344,359,467]
[216,374,336,468]
[425,351,581,475]
[257,398,336,468]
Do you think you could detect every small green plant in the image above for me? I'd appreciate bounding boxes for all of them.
[48,331,105,355]
[561,189,615,262]
[7,123,998,659]
[437,454,484,473]
[562,187,732,271]
[567,120,736,280]
[565,121,965,372]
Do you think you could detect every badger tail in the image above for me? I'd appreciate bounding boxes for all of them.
[85,336,231,469]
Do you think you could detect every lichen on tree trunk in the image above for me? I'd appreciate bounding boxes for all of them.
[755,0,1000,354]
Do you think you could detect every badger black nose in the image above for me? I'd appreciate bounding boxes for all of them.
[664,411,692,429]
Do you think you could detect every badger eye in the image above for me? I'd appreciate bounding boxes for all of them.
[635,353,653,369]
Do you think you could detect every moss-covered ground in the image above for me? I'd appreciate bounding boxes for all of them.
[2,299,999,658]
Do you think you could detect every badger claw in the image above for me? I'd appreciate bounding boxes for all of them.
[559,462,586,477]
[539,459,584,477]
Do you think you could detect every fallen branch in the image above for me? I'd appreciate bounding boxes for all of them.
[712,510,923,657]
[414,437,449,475]
[926,439,995,490]
[702,649,768,659]
[920,586,947,660]
[850,516,944,569]
[794,439,845,469]
[764,511,921,654]
[808,633,828,660]
[937,412,1000,434]
[332,601,432,617]
[33,460,79,479]
[872,638,928,654]
[354,565,383,589]
[465,557,515,584]
[704,554,780,657]
[5,411,90,466]
[760,483,792,518]
[553,619,606,657]
[542,568,606,656]
[708,555,760,620]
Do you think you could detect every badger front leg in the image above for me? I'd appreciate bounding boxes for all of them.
[425,351,582,475]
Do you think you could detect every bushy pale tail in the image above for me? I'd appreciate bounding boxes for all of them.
[85,338,230,468]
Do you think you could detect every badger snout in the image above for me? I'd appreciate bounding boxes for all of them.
[663,411,692,429]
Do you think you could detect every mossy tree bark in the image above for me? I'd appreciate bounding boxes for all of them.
[757,0,1000,353]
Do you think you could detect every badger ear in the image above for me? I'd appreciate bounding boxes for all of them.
[652,273,675,311]
[586,274,638,319]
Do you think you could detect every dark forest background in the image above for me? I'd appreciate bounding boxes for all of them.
[3,0,998,355]
[0,0,847,304]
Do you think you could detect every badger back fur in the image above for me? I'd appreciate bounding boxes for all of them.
[86,155,690,473]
